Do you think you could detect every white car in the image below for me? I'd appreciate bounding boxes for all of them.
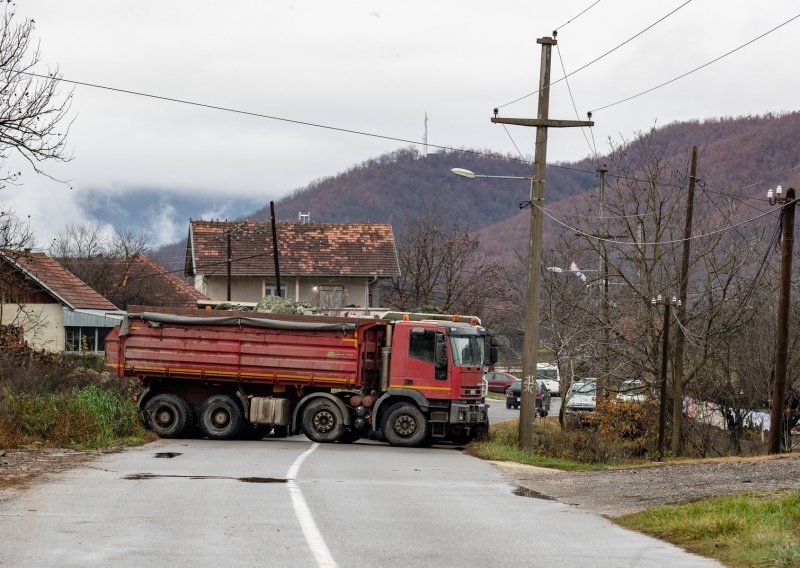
[617,379,648,402]
[565,378,597,413]
[536,363,561,396]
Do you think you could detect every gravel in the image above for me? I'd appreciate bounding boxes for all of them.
[493,454,800,517]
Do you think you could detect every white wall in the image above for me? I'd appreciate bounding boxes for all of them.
[0,303,64,353]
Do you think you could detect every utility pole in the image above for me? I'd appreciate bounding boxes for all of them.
[653,294,680,460]
[226,231,232,302]
[598,166,609,399]
[270,201,282,297]
[672,146,698,456]
[767,186,796,454]
[491,35,593,451]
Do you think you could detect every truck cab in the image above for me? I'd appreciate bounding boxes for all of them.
[375,318,491,445]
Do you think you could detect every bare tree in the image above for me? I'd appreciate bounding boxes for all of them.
[384,212,505,323]
[0,6,72,185]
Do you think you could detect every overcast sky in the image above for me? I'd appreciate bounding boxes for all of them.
[7,0,800,248]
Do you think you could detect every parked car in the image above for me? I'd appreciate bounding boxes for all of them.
[483,371,518,394]
[617,379,648,402]
[565,378,597,413]
[536,363,561,396]
[506,379,551,417]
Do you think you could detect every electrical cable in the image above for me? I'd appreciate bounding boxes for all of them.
[496,0,694,110]
[555,43,597,160]
[589,12,800,113]
[553,0,602,33]
[535,197,789,247]
[8,68,596,177]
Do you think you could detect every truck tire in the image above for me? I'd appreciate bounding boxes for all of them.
[144,394,194,439]
[383,403,428,447]
[199,395,243,440]
[302,399,345,443]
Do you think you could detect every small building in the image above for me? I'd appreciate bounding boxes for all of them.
[0,251,123,353]
[185,220,401,310]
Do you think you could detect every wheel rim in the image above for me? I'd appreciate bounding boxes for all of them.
[312,409,336,434]
[210,408,230,429]
[392,413,417,437]
[154,405,176,428]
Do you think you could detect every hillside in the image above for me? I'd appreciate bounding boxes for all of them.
[153,111,800,270]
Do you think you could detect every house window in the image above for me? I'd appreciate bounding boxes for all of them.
[65,326,111,353]
[318,285,344,310]
[264,284,288,297]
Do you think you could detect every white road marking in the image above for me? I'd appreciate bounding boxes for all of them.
[286,442,338,568]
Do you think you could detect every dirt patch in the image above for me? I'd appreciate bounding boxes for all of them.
[0,447,103,501]
[494,453,800,517]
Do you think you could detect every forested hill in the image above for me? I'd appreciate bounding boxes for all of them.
[154,112,800,269]
[247,148,597,236]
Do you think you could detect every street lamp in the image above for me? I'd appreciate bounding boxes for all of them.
[652,294,681,460]
[450,168,535,182]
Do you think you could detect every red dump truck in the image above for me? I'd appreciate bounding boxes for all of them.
[105,307,495,447]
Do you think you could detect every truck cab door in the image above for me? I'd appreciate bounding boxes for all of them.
[391,327,450,399]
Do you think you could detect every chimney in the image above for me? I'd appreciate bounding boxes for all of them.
[298,212,310,224]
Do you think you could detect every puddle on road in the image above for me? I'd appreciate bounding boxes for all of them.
[124,473,287,483]
[513,486,556,501]
[154,452,182,459]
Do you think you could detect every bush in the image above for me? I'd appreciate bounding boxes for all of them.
[0,383,147,449]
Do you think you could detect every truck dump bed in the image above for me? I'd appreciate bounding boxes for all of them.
[106,310,384,390]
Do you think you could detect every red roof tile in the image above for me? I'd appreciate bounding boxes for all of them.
[61,253,209,310]
[4,251,118,310]
[186,221,401,278]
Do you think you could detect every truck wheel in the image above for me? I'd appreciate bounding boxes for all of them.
[199,395,243,440]
[302,399,345,443]
[144,394,193,438]
[383,403,428,447]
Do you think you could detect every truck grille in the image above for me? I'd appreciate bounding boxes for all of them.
[460,386,483,399]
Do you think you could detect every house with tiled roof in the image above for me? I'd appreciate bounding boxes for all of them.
[58,253,210,310]
[0,250,124,353]
[185,220,401,310]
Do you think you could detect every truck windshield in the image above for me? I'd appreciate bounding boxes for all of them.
[450,335,485,366]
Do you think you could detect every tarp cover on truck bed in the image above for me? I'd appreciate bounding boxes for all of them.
[121,312,358,335]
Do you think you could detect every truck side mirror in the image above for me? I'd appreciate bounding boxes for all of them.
[489,346,498,365]
[434,333,447,368]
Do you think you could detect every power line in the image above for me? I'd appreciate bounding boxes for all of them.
[553,0,602,33]
[536,197,787,247]
[589,12,800,113]
[555,43,597,160]
[497,0,695,110]
[9,68,604,177]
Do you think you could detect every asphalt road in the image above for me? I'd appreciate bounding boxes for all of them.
[487,394,562,423]
[0,436,720,567]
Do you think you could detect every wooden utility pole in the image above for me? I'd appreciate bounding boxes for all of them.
[598,166,609,400]
[672,146,698,455]
[226,231,232,301]
[491,35,593,451]
[270,201,282,297]
[768,186,796,454]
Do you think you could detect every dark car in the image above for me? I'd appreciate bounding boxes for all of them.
[483,371,517,394]
[506,379,551,417]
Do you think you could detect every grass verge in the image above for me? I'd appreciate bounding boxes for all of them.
[616,491,800,568]
[0,384,151,449]
[468,419,605,471]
